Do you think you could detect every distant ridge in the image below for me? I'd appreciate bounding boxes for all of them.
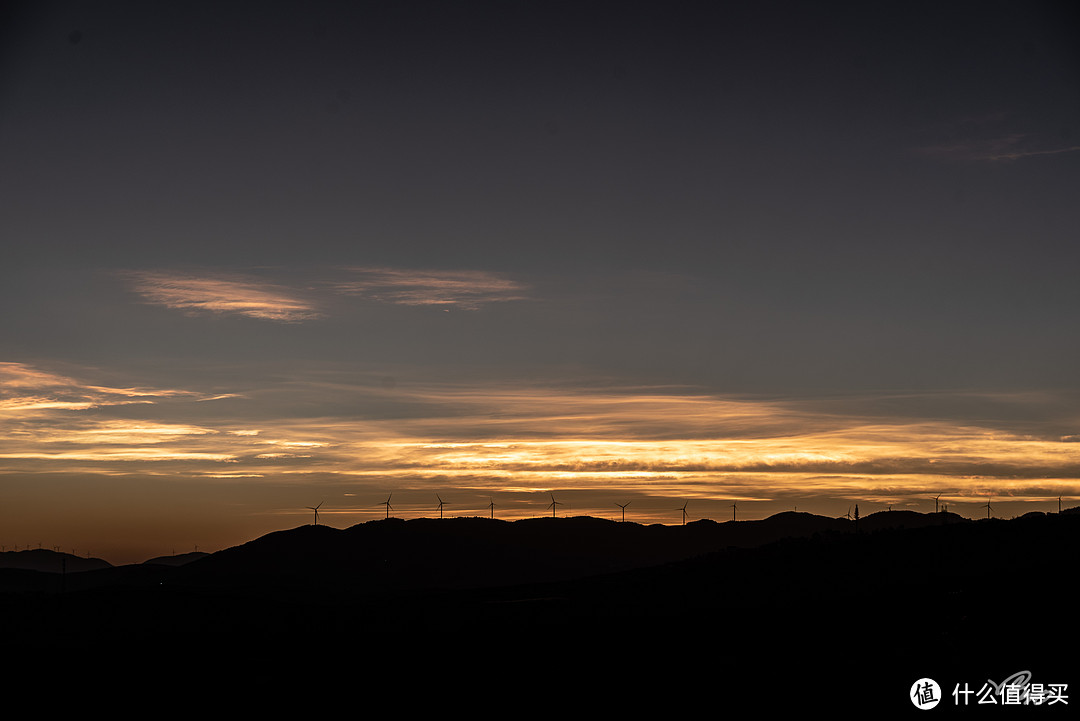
[142,551,209,567]
[0,549,111,574]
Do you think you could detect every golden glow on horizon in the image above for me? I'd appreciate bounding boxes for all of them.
[3,362,1079,518]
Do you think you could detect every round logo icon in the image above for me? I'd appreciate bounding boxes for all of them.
[911,678,942,710]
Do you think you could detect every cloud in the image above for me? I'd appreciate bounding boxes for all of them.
[0,362,194,414]
[979,145,1080,161]
[125,271,321,322]
[4,363,1078,513]
[333,267,529,309]
[121,379,1080,497]
[917,130,1080,163]
[0,362,249,472]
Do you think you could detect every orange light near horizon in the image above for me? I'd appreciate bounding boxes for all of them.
[3,361,1079,510]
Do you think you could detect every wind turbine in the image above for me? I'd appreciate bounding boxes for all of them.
[844,506,853,521]
[546,492,563,518]
[616,501,631,522]
[381,493,394,519]
[677,501,688,525]
[934,493,942,513]
[306,501,323,526]
[1058,495,1063,514]
[730,501,738,521]
[985,496,993,519]
[436,494,446,519]
[488,497,496,519]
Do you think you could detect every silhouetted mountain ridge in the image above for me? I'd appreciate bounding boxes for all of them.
[174,511,869,593]
[2,508,1075,712]
[142,551,209,567]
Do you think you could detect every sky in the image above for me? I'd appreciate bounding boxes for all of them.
[2,0,1079,564]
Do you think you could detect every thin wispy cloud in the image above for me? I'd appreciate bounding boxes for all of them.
[916,127,1080,162]
[0,362,247,468]
[979,144,1080,161]
[334,267,529,310]
[126,271,321,322]
[0,362,193,413]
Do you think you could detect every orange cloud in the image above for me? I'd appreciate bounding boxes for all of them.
[0,362,194,414]
[3,364,1077,514]
[125,271,321,321]
[0,362,250,472]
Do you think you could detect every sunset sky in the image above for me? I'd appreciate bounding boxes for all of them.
[3,1,1078,564]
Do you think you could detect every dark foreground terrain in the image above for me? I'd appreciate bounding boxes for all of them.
[2,510,1075,713]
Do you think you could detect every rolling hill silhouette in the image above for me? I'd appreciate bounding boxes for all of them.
[0,548,111,574]
[174,512,861,594]
[142,550,209,567]
[2,509,1074,711]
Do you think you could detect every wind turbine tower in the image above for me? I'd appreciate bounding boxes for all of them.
[546,493,563,518]
[306,501,323,526]
[677,501,688,525]
[381,493,394,519]
[436,494,446,519]
[616,501,631,522]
